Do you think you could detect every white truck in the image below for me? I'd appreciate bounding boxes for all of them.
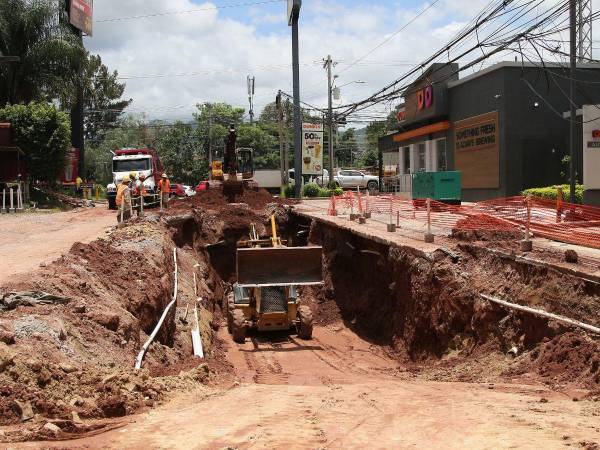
[316,169,379,191]
[106,148,165,209]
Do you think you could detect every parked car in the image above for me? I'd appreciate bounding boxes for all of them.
[169,183,186,198]
[317,169,379,191]
[195,181,209,192]
[183,185,196,197]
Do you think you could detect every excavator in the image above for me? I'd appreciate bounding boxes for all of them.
[226,215,323,343]
[209,125,255,202]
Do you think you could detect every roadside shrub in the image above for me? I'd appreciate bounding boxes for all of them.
[522,184,584,204]
[333,187,343,196]
[302,182,320,198]
[283,184,294,198]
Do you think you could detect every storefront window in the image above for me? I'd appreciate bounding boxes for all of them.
[417,143,426,172]
[403,147,410,174]
[436,139,447,171]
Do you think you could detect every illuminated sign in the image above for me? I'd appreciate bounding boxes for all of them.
[416,85,433,110]
[592,130,600,139]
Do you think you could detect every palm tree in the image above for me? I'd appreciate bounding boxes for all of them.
[0,0,85,106]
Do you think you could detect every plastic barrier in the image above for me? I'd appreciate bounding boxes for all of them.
[327,192,600,251]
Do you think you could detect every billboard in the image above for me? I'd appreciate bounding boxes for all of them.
[301,123,323,175]
[69,0,93,36]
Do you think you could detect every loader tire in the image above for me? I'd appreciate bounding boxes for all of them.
[232,309,246,343]
[297,305,313,340]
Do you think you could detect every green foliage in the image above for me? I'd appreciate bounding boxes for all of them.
[302,182,342,198]
[302,182,321,198]
[359,148,378,167]
[337,128,358,167]
[283,184,294,198]
[522,184,584,204]
[0,0,86,105]
[0,102,70,182]
[79,53,132,142]
[155,121,208,184]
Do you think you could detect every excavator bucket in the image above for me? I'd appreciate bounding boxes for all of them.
[237,246,323,287]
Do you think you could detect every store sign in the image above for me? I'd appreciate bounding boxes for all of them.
[301,123,323,175]
[396,110,406,123]
[583,105,600,190]
[69,0,93,36]
[416,85,433,110]
[454,111,499,189]
[455,119,497,150]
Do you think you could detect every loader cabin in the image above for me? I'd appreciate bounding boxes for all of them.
[378,62,600,203]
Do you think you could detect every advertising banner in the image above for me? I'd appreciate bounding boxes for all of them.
[69,0,93,36]
[454,111,499,189]
[301,123,323,175]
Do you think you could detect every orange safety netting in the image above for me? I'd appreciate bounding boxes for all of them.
[328,193,600,250]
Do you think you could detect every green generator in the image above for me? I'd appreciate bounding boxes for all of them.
[411,171,461,204]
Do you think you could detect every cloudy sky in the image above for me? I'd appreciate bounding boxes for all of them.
[85,0,589,123]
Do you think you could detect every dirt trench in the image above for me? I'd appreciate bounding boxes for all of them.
[306,219,600,388]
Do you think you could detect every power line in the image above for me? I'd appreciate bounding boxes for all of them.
[337,0,443,76]
[96,0,286,23]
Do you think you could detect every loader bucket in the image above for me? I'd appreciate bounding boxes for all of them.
[236,246,323,287]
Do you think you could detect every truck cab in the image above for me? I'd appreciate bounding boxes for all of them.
[106,148,164,209]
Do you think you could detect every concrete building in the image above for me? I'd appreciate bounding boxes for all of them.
[379,62,600,203]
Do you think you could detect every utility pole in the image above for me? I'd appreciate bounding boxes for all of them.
[289,0,302,198]
[324,55,334,187]
[71,29,85,179]
[276,90,286,187]
[247,75,255,125]
[569,0,577,204]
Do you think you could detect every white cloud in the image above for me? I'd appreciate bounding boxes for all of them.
[86,0,562,124]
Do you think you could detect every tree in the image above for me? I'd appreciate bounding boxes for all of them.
[80,53,132,143]
[337,128,359,167]
[0,0,85,105]
[155,121,208,184]
[0,102,70,182]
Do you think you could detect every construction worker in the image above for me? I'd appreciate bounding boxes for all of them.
[158,173,171,209]
[75,176,83,196]
[116,175,132,223]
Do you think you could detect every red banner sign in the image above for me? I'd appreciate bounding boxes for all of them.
[69,0,93,36]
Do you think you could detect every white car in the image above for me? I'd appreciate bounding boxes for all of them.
[317,169,379,191]
[183,185,196,197]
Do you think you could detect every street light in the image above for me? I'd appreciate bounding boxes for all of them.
[335,80,365,89]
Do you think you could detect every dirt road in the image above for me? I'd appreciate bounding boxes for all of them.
[22,324,600,449]
[0,208,114,286]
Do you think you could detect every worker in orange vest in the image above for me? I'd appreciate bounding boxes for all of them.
[158,173,171,209]
[116,175,132,223]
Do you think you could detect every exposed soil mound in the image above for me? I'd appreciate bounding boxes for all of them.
[308,219,600,388]
[508,332,600,387]
[0,221,211,429]
[170,188,294,212]
[452,214,522,241]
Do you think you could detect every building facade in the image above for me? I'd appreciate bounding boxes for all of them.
[379,62,600,202]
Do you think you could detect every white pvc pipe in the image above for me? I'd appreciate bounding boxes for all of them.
[9,187,14,212]
[135,248,178,369]
[480,294,600,335]
[2,189,5,212]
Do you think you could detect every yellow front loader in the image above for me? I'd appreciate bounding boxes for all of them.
[226,216,323,343]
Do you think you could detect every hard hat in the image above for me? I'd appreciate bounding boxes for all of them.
[162,173,168,178]
[122,175,131,183]
[130,171,137,178]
